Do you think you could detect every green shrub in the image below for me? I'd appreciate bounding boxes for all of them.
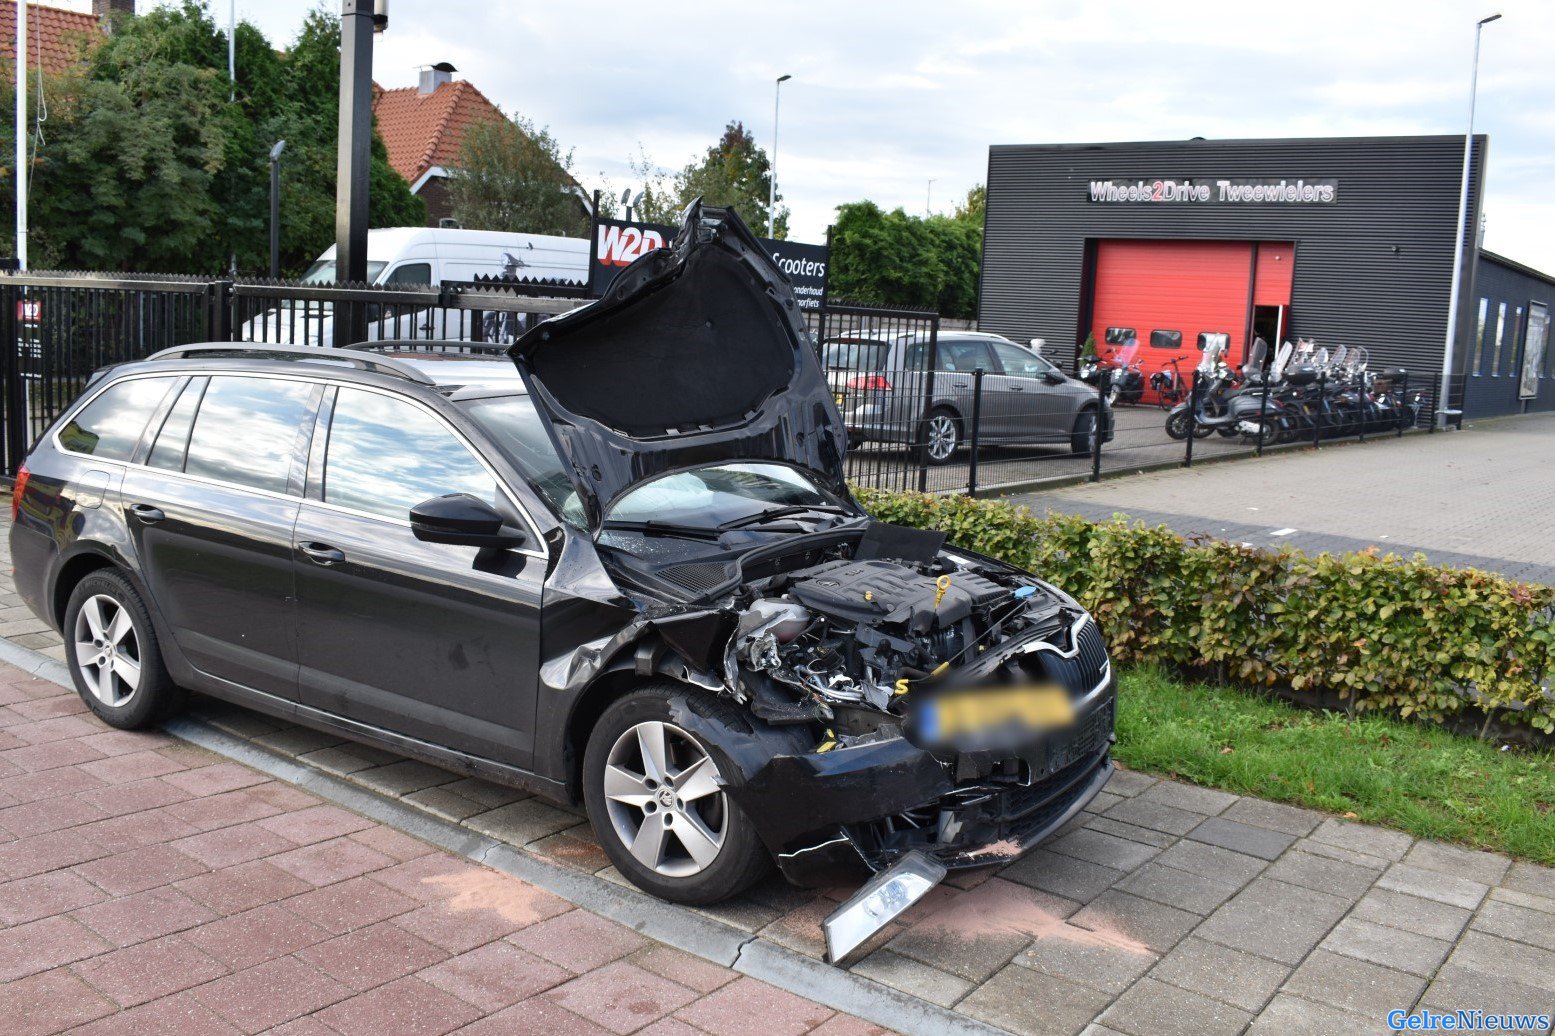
[858,489,1555,736]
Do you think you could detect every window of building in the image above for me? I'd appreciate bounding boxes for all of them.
[1473,298,1488,375]
[1508,306,1524,378]
[57,377,176,460]
[1103,327,1136,346]
[183,377,315,494]
[323,387,499,522]
[1150,330,1183,350]
[1491,303,1507,376]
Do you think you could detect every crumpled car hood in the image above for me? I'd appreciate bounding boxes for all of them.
[508,202,846,529]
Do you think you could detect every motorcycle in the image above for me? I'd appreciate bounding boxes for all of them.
[1080,343,1145,405]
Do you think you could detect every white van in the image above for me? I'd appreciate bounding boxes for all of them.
[241,227,590,347]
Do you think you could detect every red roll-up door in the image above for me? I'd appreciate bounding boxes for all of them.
[1091,240,1255,400]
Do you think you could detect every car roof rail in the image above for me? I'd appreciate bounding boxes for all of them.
[143,343,436,385]
[344,340,511,357]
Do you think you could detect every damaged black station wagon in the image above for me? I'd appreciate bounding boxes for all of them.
[10,205,1115,961]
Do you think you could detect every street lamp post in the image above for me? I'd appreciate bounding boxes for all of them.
[269,141,286,279]
[1438,13,1501,429]
[927,178,936,217]
[769,74,791,239]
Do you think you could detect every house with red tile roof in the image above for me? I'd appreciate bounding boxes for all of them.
[372,63,586,227]
[0,0,129,76]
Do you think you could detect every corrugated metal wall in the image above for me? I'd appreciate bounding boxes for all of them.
[979,135,1488,412]
[1463,254,1555,415]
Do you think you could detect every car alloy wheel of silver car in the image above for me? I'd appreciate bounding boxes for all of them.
[603,720,729,878]
[72,594,142,708]
[925,412,959,462]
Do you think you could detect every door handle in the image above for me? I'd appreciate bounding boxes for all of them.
[299,542,346,566]
[1009,385,1025,392]
[130,503,165,524]
[952,381,970,388]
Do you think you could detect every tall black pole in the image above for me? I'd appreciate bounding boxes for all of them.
[333,0,374,347]
[269,141,285,279]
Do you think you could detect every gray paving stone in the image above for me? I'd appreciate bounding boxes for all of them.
[1082,816,1176,849]
[1152,839,1268,886]
[1376,862,1489,910]
[1078,1027,1127,1036]
[1083,791,1125,815]
[1296,837,1398,870]
[1421,963,1555,1019]
[1097,977,1252,1036]
[204,710,286,739]
[1320,916,1453,977]
[1445,930,1555,991]
[1469,900,1555,952]
[250,725,347,757]
[1503,860,1555,901]
[1307,817,1414,861]
[1350,888,1472,942]
[1218,797,1323,836]
[1194,879,1350,965]
[1018,928,1159,995]
[438,777,527,810]
[1284,948,1426,1017]
[1489,886,1555,916]
[1070,890,1202,954]
[402,784,489,821]
[1244,993,1376,1036]
[1102,797,1204,836]
[298,742,404,776]
[1400,839,1511,886]
[1135,781,1237,816]
[1148,936,1291,1013]
[1263,849,1383,900]
[1049,827,1162,873]
[1114,861,1244,915]
[1102,769,1158,798]
[1187,817,1296,861]
[957,963,1113,1036]
[889,916,1037,985]
[1001,848,1127,904]
[352,758,457,796]
[465,797,578,845]
[849,949,974,1008]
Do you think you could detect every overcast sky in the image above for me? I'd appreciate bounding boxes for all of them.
[65,0,1555,270]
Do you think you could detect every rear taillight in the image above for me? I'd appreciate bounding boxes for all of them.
[846,374,892,391]
[11,465,29,521]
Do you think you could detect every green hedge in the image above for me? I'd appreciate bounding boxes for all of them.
[858,489,1555,736]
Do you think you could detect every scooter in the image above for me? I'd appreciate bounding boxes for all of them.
[1164,337,1244,440]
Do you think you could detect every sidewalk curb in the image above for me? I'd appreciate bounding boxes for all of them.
[0,634,1009,1036]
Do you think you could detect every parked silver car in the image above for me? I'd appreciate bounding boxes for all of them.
[823,332,1109,463]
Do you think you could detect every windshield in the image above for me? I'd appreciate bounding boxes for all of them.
[457,394,583,527]
[607,463,844,529]
[300,260,388,285]
[822,339,889,371]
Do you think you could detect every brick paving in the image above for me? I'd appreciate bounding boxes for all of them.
[1005,411,1555,585]
[0,662,881,1036]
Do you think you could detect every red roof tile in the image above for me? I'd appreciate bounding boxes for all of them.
[0,2,103,77]
[372,79,507,186]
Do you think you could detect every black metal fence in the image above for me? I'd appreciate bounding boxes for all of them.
[0,271,1441,488]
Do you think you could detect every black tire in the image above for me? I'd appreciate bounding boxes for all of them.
[63,570,183,730]
[582,684,770,905]
[916,407,961,466]
[1070,408,1099,455]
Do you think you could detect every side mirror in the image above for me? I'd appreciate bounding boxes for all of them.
[409,493,527,549]
[1043,370,1066,385]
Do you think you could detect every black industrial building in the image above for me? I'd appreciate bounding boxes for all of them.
[978,135,1553,418]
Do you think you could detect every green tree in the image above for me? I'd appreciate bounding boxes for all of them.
[446,116,588,237]
[954,183,986,227]
[827,201,981,319]
[673,120,787,238]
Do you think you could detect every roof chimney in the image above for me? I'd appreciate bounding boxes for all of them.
[418,61,457,95]
[93,0,135,25]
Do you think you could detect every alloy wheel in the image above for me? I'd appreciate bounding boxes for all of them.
[603,721,728,878]
[925,414,958,461]
[72,594,142,708]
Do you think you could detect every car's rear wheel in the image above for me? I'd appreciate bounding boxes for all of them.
[582,685,770,904]
[64,570,182,730]
[1070,408,1100,454]
[918,408,960,465]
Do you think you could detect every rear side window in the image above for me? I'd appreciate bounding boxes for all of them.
[147,377,207,472]
[183,377,316,494]
[323,387,498,522]
[57,377,176,460]
[822,340,888,371]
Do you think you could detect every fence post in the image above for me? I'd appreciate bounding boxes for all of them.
[2,281,22,475]
[916,320,939,495]
[204,280,234,342]
[1255,365,1272,456]
[1091,371,1105,482]
[966,367,983,497]
[1313,369,1325,448]
[1399,371,1409,437]
[1183,370,1198,468]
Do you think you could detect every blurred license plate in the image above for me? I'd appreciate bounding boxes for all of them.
[921,685,1074,742]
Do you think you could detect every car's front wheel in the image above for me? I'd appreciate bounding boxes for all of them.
[582,685,770,904]
[64,570,183,730]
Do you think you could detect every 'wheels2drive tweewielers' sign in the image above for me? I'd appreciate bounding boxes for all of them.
[591,219,829,310]
[1088,179,1339,204]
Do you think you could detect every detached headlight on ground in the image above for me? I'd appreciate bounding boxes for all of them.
[823,850,947,964]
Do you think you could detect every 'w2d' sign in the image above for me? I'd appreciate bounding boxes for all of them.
[591,219,828,310]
